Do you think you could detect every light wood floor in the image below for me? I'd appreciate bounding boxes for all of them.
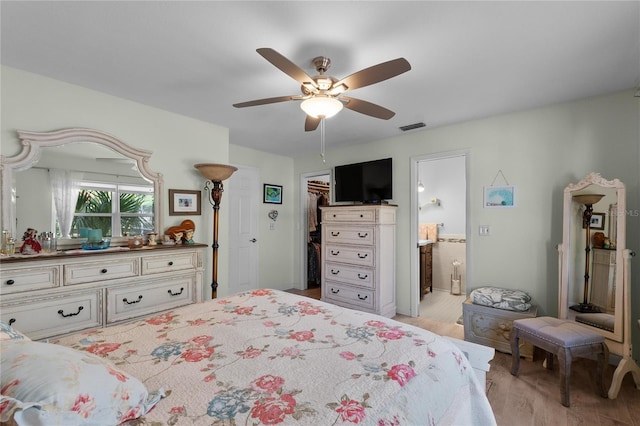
[286,287,640,426]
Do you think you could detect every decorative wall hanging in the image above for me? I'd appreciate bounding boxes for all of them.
[169,189,201,216]
[263,184,283,204]
[484,170,515,208]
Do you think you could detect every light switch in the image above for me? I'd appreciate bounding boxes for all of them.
[479,225,490,236]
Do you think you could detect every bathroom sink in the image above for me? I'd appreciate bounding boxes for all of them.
[418,239,433,246]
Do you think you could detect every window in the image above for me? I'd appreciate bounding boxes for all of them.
[70,181,154,237]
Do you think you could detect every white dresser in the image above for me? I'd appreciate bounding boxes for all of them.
[0,244,206,340]
[320,205,396,317]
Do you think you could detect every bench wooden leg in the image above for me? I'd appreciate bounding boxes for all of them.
[596,343,609,398]
[558,348,572,407]
[510,327,521,375]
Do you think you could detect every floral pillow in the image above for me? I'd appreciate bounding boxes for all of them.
[0,322,31,341]
[470,286,532,311]
[0,340,163,425]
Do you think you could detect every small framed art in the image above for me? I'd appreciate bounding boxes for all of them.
[587,212,605,230]
[483,185,516,208]
[169,189,201,215]
[263,184,283,204]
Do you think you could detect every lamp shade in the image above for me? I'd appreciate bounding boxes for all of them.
[300,96,343,119]
[573,193,605,206]
[194,163,238,181]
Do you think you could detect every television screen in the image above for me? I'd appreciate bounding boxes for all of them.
[334,158,392,203]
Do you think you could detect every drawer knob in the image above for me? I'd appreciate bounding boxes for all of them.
[331,231,340,237]
[168,261,174,266]
[331,269,340,275]
[8,318,16,326]
[333,214,336,217]
[360,214,363,218]
[330,250,340,256]
[357,294,368,300]
[330,288,340,294]
[357,253,368,259]
[100,268,108,274]
[358,232,368,238]
[58,306,84,318]
[168,287,184,296]
[123,295,143,305]
[358,273,368,279]
[5,279,15,285]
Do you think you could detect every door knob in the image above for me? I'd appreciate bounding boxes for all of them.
[250,238,257,243]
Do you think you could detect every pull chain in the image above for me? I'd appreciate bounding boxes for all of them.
[320,118,326,163]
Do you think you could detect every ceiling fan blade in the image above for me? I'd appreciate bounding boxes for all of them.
[257,48,318,89]
[305,115,321,132]
[341,96,396,120]
[334,58,411,92]
[233,95,297,108]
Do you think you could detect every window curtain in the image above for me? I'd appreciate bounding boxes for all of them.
[49,169,81,238]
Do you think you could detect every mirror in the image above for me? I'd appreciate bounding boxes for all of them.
[559,172,624,343]
[558,172,640,399]
[1,128,164,248]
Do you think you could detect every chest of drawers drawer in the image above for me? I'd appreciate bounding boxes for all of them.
[324,262,374,289]
[324,226,375,246]
[324,282,375,310]
[64,257,139,285]
[141,252,198,275]
[0,290,102,340]
[0,265,60,295]
[106,275,195,324]
[322,208,376,223]
[325,244,374,267]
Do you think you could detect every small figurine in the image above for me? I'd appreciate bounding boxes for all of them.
[20,228,42,255]
[173,231,184,245]
[184,229,195,245]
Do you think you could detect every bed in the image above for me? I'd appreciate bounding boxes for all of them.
[1,289,496,425]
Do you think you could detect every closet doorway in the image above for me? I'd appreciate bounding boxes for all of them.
[300,171,331,290]
[411,151,469,322]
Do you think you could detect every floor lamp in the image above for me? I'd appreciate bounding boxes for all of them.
[194,163,238,299]
[570,193,605,313]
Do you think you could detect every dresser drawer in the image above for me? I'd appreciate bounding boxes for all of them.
[324,262,374,289]
[324,282,375,310]
[106,276,195,324]
[322,208,376,223]
[141,252,197,275]
[324,226,375,246]
[0,265,60,295]
[64,257,139,285]
[1,290,102,340]
[325,244,374,267]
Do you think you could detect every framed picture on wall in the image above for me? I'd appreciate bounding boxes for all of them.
[587,212,605,230]
[263,184,282,204]
[169,189,201,215]
[483,185,516,208]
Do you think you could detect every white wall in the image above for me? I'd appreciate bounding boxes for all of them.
[1,66,231,299]
[294,90,639,326]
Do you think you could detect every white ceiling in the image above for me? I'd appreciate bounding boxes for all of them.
[2,1,638,158]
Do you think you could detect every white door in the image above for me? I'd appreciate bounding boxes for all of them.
[228,166,260,294]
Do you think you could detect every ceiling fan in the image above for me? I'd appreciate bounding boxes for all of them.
[233,48,411,131]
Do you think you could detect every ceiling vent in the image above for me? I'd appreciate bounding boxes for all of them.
[399,122,426,132]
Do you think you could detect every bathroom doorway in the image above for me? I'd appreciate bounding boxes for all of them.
[411,151,469,322]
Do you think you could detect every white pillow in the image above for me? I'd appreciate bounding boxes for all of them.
[470,286,532,311]
[0,340,163,425]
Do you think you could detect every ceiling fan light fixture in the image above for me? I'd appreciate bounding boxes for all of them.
[300,96,343,119]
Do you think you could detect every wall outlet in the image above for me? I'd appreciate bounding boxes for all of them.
[479,225,490,236]
[269,223,275,231]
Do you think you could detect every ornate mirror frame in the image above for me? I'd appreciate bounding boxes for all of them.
[0,128,164,247]
[558,172,639,398]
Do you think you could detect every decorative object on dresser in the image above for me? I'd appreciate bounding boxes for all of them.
[320,205,396,317]
[194,163,238,299]
[168,189,201,216]
[0,244,206,341]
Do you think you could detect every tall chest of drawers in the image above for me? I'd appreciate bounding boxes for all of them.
[0,244,205,340]
[320,205,396,317]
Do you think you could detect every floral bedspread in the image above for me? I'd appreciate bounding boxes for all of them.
[53,289,496,425]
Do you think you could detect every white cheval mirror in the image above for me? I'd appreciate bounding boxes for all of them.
[558,172,639,399]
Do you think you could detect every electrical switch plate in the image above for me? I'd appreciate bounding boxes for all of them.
[479,225,490,236]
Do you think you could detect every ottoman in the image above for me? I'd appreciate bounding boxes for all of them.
[510,316,608,407]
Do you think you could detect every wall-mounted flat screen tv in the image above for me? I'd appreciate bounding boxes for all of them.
[334,158,393,203]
